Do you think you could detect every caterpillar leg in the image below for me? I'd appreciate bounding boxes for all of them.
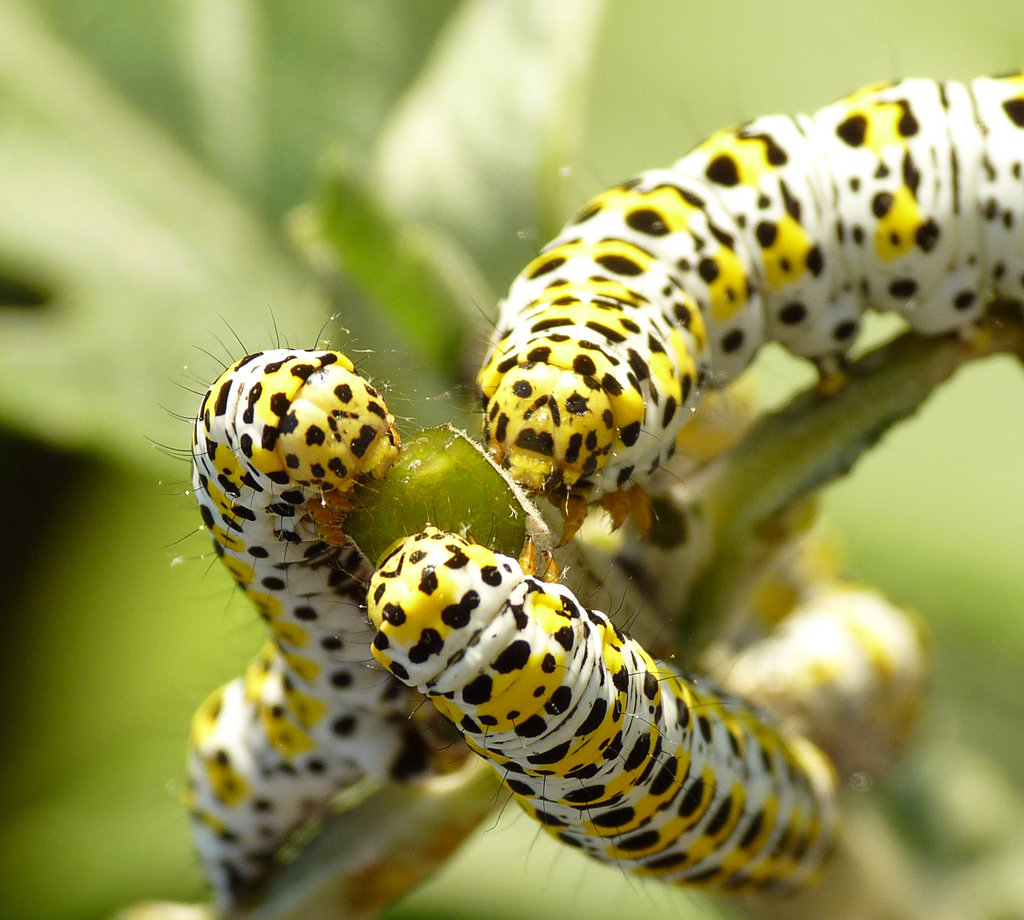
[555,485,653,545]
[304,491,357,547]
[517,536,560,582]
[598,484,653,534]
[957,316,997,354]
[555,492,590,545]
[811,355,849,398]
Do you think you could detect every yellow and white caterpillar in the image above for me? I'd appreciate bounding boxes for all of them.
[367,527,838,891]
[185,349,423,904]
[479,73,1024,517]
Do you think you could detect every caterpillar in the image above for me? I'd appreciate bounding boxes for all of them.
[367,527,838,891]
[478,72,1024,523]
[185,349,426,904]
[711,583,932,780]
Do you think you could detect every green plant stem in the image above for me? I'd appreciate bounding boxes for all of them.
[678,305,1024,648]
[243,760,498,920]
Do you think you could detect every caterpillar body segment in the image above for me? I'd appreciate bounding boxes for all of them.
[367,527,837,891]
[479,72,1024,519]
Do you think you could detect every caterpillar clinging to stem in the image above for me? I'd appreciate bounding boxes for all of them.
[478,72,1024,532]
[185,349,423,904]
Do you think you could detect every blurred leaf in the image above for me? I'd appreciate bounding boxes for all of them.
[0,0,326,473]
[253,1,460,218]
[0,460,265,920]
[291,164,490,381]
[26,0,459,220]
[370,0,606,291]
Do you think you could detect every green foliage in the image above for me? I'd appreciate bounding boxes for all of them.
[343,427,532,566]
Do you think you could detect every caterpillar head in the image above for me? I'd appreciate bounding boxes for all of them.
[274,359,400,490]
[478,340,644,496]
[367,527,524,691]
[227,350,401,493]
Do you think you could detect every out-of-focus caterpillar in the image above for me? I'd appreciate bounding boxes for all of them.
[185,349,426,905]
[479,73,1024,529]
[367,527,837,891]
[712,583,932,780]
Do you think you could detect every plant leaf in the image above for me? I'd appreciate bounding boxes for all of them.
[370,0,607,292]
[0,1,327,474]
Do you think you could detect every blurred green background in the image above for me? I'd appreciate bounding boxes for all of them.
[1,1,1023,919]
